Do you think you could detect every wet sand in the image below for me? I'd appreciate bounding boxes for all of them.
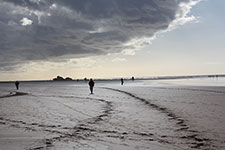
[0,80,225,149]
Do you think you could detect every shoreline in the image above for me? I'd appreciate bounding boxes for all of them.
[1,74,225,83]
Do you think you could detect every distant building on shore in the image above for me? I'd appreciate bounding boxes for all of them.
[53,76,73,81]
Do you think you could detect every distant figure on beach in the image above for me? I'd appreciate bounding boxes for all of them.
[88,78,95,94]
[121,78,124,85]
[131,76,134,81]
[15,81,19,90]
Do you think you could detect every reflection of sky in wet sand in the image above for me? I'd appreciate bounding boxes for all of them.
[155,77,225,87]
[131,77,225,87]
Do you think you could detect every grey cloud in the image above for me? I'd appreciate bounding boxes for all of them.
[0,0,199,71]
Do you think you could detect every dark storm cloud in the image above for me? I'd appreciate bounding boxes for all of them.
[0,0,199,70]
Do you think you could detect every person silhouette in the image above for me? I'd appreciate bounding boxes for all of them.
[15,81,19,90]
[121,78,124,85]
[88,78,95,94]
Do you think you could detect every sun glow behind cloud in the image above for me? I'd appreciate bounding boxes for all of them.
[20,17,33,26]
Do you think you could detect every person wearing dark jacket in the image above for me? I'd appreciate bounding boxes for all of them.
[15,81,19,90]
[121,78,124,85]
[88,79,95,94]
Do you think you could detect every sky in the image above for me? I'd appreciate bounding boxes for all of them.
[0,0,224,81]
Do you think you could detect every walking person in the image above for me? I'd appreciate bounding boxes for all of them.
[121,78,124,85]
[15,81,19,90]
[88,78,95,94]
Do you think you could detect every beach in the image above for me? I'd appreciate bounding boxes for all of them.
[0,78,225,150]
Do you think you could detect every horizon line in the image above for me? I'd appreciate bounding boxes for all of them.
[1,74,225,83]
